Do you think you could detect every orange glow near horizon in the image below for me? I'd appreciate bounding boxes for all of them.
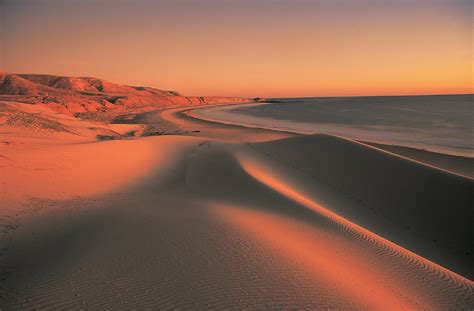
[2,0,472,97]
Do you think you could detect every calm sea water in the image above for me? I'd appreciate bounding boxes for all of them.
[195,94,473,156]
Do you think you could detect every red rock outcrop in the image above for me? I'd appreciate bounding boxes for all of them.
[0,73,252,117]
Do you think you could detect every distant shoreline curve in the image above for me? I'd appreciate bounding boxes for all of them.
[177,103,473,179]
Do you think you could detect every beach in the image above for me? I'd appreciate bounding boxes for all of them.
[190,95,474,156]
[1,98,473,309]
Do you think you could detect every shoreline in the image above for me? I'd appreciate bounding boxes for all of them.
[177,104,473,179]
[186,102,474,158]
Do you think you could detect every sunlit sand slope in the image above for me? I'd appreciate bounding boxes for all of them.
[247,134,474,278]
[1,134,472,309]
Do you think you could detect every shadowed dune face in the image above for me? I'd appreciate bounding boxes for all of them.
[230,154,472,307]
[247,135,474,277]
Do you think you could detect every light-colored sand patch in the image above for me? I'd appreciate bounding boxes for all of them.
[1,135,198,209]
[215,204,422,310]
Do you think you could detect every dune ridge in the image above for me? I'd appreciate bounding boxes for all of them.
[247,135,473,276]
[234,144,472,300]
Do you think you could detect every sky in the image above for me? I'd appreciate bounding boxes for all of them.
[1,0,472,97]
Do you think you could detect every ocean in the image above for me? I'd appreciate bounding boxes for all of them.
[193,94,473,157]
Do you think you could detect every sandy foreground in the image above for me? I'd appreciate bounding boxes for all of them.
[1,104,473,309]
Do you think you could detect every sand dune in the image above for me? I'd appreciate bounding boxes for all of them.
[1,74,473,308]
[246,134,473,277]
[2,126,473,309]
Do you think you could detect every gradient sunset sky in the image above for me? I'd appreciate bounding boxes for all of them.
[1,0,472,97]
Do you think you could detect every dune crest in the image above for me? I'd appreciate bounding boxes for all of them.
[228,148,472,308]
